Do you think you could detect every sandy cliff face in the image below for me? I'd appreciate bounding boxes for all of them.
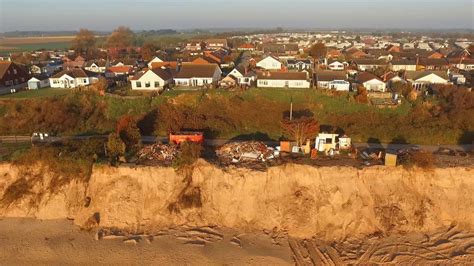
[0,161,473,240]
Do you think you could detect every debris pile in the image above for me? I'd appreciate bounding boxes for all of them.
[216,141,278,163]
[136,144,180,165]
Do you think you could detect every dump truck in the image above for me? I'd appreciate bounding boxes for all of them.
[169,131,204,145]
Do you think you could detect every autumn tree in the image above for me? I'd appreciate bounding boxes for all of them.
[309,42,327,59]
[116,115,142,153]
[90,77,108,95]
[107,132,125,165]
[106,26,135,48]
[71,29,96,55]
[281,117,320,146]
[355,85,369,103]
[141,42,156,61]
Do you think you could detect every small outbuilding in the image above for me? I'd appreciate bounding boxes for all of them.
[28,75,50,90]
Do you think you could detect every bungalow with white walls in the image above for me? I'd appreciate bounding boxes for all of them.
[327,60,345,71]
[355,72,386,92]
[405,71,449,91]
[174,63,222,87]
[286,59,312,71]
[84,60,107,73]
[353,59,387,71]
[314,71,350,91]
[390,59,417,71]
[257,71,310,88]
[256,56,282,70]
[227,67,256,86]
[130,68,173,90]
[49,68,98,89]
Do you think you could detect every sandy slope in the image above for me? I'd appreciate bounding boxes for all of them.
[0,161,474,264]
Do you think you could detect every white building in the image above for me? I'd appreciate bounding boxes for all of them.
[27,75,50,90]
[49,68,98,89]
[327,60,345,71]
[256,56,282,70]
[227,67,256,86]
[257,71,310,88]
[174,63,222,87]
[405,71,449,91]
[130,68,173,90]
[314,71,350,91]
[356,72,386,92]
[390,59,417,71]
[84,60,107,73]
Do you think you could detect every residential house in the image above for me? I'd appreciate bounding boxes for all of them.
[257,71,310,88]
[185,41,204,51]
[27,75,50,90]
[326,48,343,58]
[227,67,257,86]
[353,59,387,71]
[62,55,86,69]
[105,66,134,78]
[0,61,30,94]
[417,58,450,71]
[174,63,222,87]
[314,71,350,91]
[237,43,256,51]
[49,68,98,89]
[390,59,417,71]
[383,72,406,89]
[355,72,386,92]
[219,75,237,88]
[405,71,449,91]
[147,56,164,68]
[205,39,228,50]
[150,61,179,70]
[345,47,368,59]
[111,59,136,67]
[30,61,62,77]
[450,72,466,85]
[327,59,345,71]
[449,58,474,70]
[130,68,174,90]
[286,59,312,71]
[256,56,282,70]
[427,51,444,59]
[84,60,107,73]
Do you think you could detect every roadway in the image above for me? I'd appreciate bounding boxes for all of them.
[0,135,472,152]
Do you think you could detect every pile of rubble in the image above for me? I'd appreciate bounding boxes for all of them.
[216,141,278,163]
[136,144,180,165]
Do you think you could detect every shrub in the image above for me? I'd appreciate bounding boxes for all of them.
[173,142,203,170]
[107,132,125,165]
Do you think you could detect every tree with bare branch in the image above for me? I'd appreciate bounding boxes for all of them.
[281,117,320,146]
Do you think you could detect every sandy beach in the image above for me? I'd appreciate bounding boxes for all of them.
[0,218,292,265]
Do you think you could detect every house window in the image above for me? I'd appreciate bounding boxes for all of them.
[154,81,160,87]
[325,138,333,144]
[136,81,142,88]
[83,79,87,83]
[13,69,17,75]
[203,79,208,84]
[145,82,150,88]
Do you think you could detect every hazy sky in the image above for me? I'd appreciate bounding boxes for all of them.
[1,0,473,31]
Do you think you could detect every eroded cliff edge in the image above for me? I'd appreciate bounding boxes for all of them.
[0,161,472,240]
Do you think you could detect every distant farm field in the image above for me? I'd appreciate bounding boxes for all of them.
[0,36,74,53]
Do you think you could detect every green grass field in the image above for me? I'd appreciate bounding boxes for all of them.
[0,88,72,99]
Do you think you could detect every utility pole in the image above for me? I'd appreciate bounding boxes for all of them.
[290,96,293,121]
